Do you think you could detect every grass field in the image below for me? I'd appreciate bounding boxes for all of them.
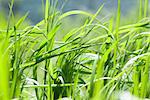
[0,0,150,100]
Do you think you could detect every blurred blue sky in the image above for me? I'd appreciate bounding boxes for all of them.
[0,0,149,23]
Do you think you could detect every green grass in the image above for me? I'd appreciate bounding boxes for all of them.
[0,0,150,100]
